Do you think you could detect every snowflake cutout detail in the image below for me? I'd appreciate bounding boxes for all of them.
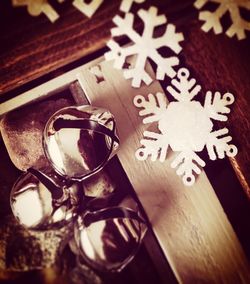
[105,6,184,88]
[134,68,238,186]
[120,0,146,13]
[12,0,60,22]
[73,0,104,18]
[194,0,250,40]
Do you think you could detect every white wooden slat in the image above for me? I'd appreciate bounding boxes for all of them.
[77,58,250,284]
[0,60,96,116]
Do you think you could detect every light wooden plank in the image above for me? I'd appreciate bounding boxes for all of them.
[0,59,99,116]
[77,58,250,283]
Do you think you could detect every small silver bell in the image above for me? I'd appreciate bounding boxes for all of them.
[73,207,147,272]
[43,105,119,181]
[10,169,80,230]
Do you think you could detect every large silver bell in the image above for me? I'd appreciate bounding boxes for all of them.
[73,207,147,272]
[43,105,119,181]
[10,169,80,230]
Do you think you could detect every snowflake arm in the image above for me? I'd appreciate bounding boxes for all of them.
[153,23,184,53]
[105,13,152,86]
[194,0,250,40]
[105,41,131,68]
[196,1,226,34]
[123,49,153,87]
[139,7,184,81]
[166,68,201,102]
[155,57,180,80]
[204,91,235,121]
[171,150,206,186]
[206,128,238,160]
[111,13,138,39]
[152,24,184,80]
[194,0,210,9]
[12,0,59,22]
[134,92,168,124]
[120,0,146,13]
[139,7,167,35]
[226,3,250,39]
[136,131,169,162]
[72,0,104,18]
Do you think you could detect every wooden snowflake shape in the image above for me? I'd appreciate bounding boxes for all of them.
[134,68,238,186]
[12,0,60,22]
[194,0,250,40]
[105,6,184,88]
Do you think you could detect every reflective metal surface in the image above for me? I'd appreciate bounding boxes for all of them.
[8,104,148,273]
[74,209,147,272]
[43,105,119,180]
[10,171,80,230]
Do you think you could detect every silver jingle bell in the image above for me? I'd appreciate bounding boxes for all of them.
[43,105,119,181]
[73,207,147,272]
[10,169,80,230]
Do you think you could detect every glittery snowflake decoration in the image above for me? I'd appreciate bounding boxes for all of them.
[105,6,184,88]
[134,68,238,186]
[194,0,250,40]
[120,0,146,12]
[73,0,104,18]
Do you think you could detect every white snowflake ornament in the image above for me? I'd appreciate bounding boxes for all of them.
[105,6,184,88]
[120,0,146,13]
[134,68,238,186]
[194,0,250,40]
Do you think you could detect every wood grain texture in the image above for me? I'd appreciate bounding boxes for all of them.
[0,0,192,95]
[0,0,119,94]
[77,57,250,284]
